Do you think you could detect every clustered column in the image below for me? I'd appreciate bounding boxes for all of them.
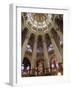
[43,36,50,68]
[21,32,31,63]
[50,21,63,57]
[21,14,27,31]
[51,21,63,42]
[48,31,62,63]
[31,35,37,69]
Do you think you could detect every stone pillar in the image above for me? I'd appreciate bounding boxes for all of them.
[48,32,62,63]
[56,30,63,41]
[56,29,63,56]
[21,14,27,31]
[21,32,31,63]
[31,36,37,69]
[51,21,63,56]
[42,36,50,68]
[51,21,63,41]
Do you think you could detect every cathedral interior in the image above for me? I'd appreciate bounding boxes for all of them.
[21,12,63,77]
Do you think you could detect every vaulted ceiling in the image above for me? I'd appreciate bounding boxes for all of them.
[21,12,63,61]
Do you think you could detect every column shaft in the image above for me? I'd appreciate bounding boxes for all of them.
[21,32,31,63]
[51,21,63,56]
[43,36,50,68]
[48,32,62,63]
[31,36,37,69]
[22,15,27,31]
[51,21,63,41]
